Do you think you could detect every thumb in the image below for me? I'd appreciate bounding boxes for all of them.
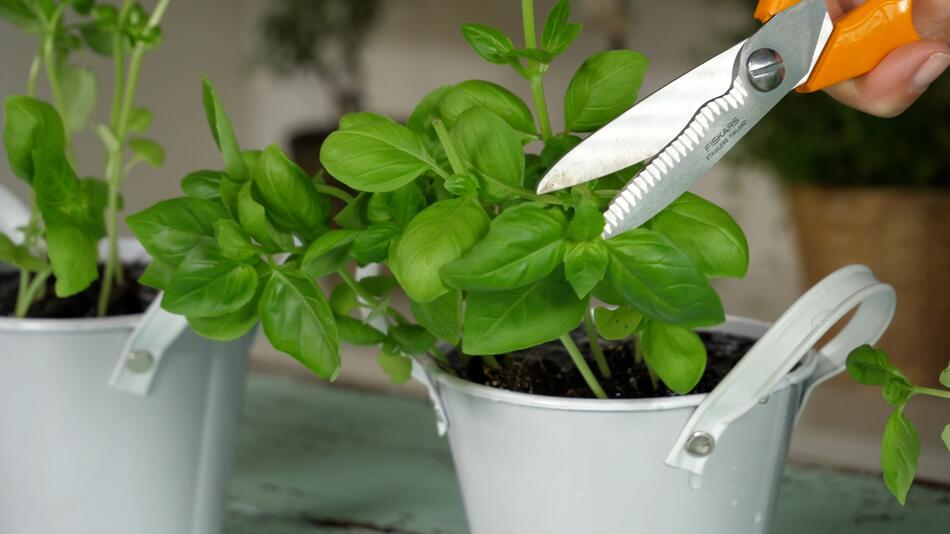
[823,40,950,118]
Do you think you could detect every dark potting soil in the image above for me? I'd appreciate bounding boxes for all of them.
[0,263,156,319]
[451,331,757,399]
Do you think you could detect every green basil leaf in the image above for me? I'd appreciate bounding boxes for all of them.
[330,284,358,316]
[237,181,295,252]
[339,111,394,130]
[883,377,915,407]
[0,0,40,32]
[334,192,371,229]
[444,173,480,196]
[300,246,349,279]
[202,79,249,182]
[214,219,261,262]
[162,246,258,317]
[451,107,525,203]
[3,96,66,183]
[846,345,900,386]
[32,149,103,296]
[591,275,625,306]
[460,24,513,64]
[129,138,166,167]
[128,107,153,133]
[359,276,398,297]
[253,144,327,239]
[410,289,462,345]
[78,21,115,56]
[593,306,643,341]
[260,267,340,380]
[0,232,46,271]
[438,80,536,137]
[127,196,228,266]
[350,222,400,265]
[566,198,605,242]
[59,64,97,133]
[881,410,920,505]
[463,271,587,355]
[939,362,949,388]
[302,229,358,266]
[378,351,413,384]
[391,324,436,355]
[367,182,425,227]
[540,134,582,169]
[641,320,707,394]
[564,239,608,298]
[524,154,544,191]
[321,120,439,193]
[648,193,749,278]
[564,50,649,132]
[181,170,224,199]
[187,272,268,341]
[442,203,566,291]
[542,0,582,55]
[606,229,724,327]
[941,425,950,453]
[509,48,554,64]
[139,258,175,290]
[336,315,386,346]
[407,85,451,136]
[390,195,490,303]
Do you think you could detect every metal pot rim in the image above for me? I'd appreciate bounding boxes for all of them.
[429,315,819,413]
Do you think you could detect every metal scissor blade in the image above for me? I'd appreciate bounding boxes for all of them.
[602,0,832,239]
[536,42,745,195]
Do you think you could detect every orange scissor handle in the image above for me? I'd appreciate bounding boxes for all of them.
[754,0,921,93]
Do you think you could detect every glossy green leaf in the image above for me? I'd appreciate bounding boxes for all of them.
[214,219,260,262]
[566,198,605,242]
[564,239,608,298]
[463,272,587,355]
[606,229,723,327]
[883,377,915,407]
[565,50,649,132]
[390,195,490,303]
[78,21,115,56]
[451,107,525,203]
[941,425,949,453]
[187,273,268,341]
[302,229,358,266]
[438,80,536,137]
[391,324,436,355]
[321,120,439,193]
[129,138,166,166]
[407,85,451,136]
[648,193,749,278]
[846,345,900,386]
[641,320,707,394]
[460,24,513,64]
[542,0,582,55]
[237,182,295,252]
[339,111,394,130]
[335,192,371,229]
[350,222,400,265]
[444,173,479,196]
[540,134,582,169]
[410,289,462,345]
[378,351,413,384]
[202,79,249,182]
[139,258,175,290]
[181,170,225,199]
[940,362,949,388]
[0,232,46,271]
[59,64,97,133]
[367,182,426,227]
[253,144,327,239]
[593,306,643,341]
[162,247,258,317]
[128,107,153,133]
[442,203,566,291]
[359,276,398,297]
[127,197,228,266]
[881,410,920,505]
[329,284,358,316]
[260,267,341,380]
[3,96,66,183]
[336,315,386,346]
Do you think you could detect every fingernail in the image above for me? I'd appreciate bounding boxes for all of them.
[913,53,950,93]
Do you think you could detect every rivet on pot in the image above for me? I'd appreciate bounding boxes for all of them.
[685,431,715,457]
[125,350,154,374]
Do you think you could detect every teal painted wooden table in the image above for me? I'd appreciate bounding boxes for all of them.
[227,374,950,533]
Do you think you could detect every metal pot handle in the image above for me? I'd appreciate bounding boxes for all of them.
[108,293,189,396]
[0,183,31,242]
[665,265,896,475]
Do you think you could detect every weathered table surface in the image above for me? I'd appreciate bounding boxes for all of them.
[227,374,950,533]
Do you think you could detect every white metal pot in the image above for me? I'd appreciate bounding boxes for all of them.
[0,241,252,534]
[412,266,896,534]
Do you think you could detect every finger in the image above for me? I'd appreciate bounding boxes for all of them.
[825,0,868,20]
[823,40,950,117]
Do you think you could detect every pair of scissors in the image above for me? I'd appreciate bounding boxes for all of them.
[537,0,921,239]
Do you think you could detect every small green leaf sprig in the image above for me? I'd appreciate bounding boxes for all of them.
[846,345,950,504]
[128,0,750,397]
[1,0,169,317]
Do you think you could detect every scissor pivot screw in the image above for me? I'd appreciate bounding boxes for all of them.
[685,431,716,457]
[747,48,785,92]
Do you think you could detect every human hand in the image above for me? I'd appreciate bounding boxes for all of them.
[824,0,949,117]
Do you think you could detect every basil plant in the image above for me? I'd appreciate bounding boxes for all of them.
[128,0,749,397]
[1,0,169,317]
